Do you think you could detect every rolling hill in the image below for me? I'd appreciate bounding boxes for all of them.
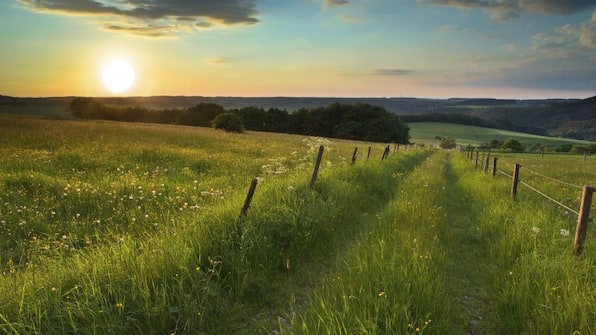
[1,94,594,141]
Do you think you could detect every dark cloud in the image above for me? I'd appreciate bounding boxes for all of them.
[373,69,415,76]
[520,0,596,15]
[17,0,258,37]
[324,0,350,7]
[419,0,595,20]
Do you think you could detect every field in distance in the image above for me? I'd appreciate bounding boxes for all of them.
[408,122,595,148]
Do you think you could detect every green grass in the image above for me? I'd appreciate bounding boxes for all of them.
[1,114,595,334]
[408,122,594,148]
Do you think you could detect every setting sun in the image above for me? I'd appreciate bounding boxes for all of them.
[101,60,135,93]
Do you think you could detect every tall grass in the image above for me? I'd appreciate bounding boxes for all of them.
[0,115,431,334]
[450,153,596,334]
[284,152,453,334]
[2,115,594,334]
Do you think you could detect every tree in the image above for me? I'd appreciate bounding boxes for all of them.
[176,103,224,127]
[439,137,457,149]
[500,139,524,152]
[212,113,245,133]
[69,97,102,119]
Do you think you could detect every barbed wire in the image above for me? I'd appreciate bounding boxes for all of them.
[519,180,580,216]
[520,166,583,190]
[497,158,514,169]
[496,168,581,216]
[497,169,513,178]
[496,158,586,190]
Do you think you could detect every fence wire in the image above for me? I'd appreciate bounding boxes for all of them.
[496,168,581,216]
[497,169,513,178]
[520,166,583,190]
[519,180,580,216]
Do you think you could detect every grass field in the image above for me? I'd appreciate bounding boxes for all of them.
[408,122,594,148]
[1,114,595,334]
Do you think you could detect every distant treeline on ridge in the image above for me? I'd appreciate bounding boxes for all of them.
[69,97,410,143]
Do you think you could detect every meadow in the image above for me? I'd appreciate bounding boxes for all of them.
[408,122,593,148]
[0,114,595,334]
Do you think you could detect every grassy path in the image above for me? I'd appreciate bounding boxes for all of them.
[441,154,498,334]
[281,151,504,334]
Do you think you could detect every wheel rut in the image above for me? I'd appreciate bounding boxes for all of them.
[441,154,498,335]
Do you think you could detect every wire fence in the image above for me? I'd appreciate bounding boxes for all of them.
[518,180,580,216]
[464,149,595,255]
[508,163,583,190]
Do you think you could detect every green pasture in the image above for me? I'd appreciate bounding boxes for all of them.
[408,122,594,148]
[0,114,595,334]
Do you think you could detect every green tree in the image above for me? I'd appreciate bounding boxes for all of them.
[176,103,224,127]
[439,137,457,149]
[500,139,524,152]
[69,97,102,119]
[212,113,245,133]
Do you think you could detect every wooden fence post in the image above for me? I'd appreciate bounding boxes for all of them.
[382,145,390,160]
[492,157,498,177]
[483,156,490,173]
[574,185,594,256]
[310,145,325,188]
[367,146,371,160]
[240,178,258,217]
[475,150,479,168]
[351,147,358,165]
[511,163,520,200]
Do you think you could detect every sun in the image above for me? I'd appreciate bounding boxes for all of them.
[101,60,135,93]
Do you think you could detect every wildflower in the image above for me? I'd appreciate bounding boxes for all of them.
[531,226,540,234]
[560,229,570,237]
[115,303,124,308]
[378,291,386,297]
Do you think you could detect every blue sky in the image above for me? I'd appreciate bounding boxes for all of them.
[1,0,594,99]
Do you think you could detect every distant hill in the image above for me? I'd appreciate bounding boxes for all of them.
[460,96,596,141]
[1,94,594,141]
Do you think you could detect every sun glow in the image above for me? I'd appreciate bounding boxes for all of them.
[101,60,135,93]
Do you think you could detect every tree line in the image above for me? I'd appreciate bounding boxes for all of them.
[69,98,410,143]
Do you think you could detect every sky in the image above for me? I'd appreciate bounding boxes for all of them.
[1,0,595,99]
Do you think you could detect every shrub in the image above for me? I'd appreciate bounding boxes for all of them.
[211,113,245,133]
[439,137,457,149]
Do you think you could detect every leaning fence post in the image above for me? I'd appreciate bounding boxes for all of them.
[382,145,390,160]
[310,145,324,188]
[492,157,498,177]
[367,146,371,160]
[351,147,358,165]
[240,178,258,217]
[574,185,594,256]
[483,156,490,173]
[511,163,521,200]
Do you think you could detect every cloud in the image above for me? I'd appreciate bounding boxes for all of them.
[419,0,595,21]
[532,12,596,59]
[206,57,230,64]
[341,14,363,23]
[323,0,350,8]
[17,0,259,37]
[373,69,415,76]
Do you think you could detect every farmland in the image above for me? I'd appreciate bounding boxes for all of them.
[408,122,593,148]
[0,114,595,334]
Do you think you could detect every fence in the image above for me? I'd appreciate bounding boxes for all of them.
[239,143,414,218]
[463,148,594,256]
